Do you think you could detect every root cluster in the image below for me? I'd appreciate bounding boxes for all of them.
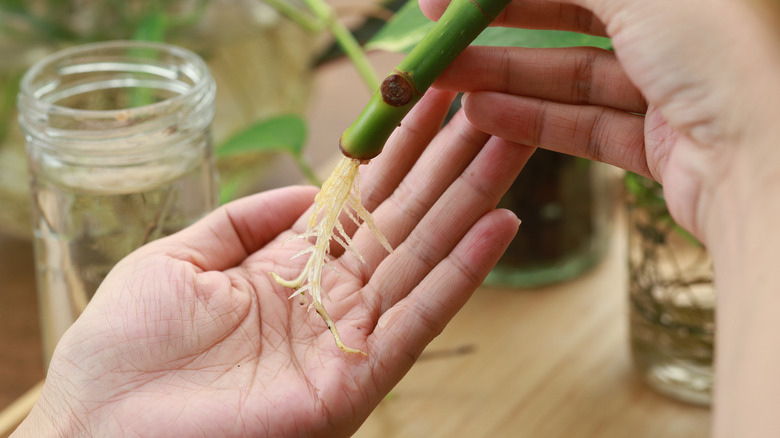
[271,156,391,354]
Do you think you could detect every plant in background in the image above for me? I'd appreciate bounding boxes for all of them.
[214,0,386,203]
[625,172,714,405]
[0,0,320,237]
[368,0,611,52]
[0,0,208,141]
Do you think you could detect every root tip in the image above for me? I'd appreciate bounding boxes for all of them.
[270,271,302,289]
[337,342,368,356]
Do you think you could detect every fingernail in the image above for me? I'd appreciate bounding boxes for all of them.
[460,92,470,108]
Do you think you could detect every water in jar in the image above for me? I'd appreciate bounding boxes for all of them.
[628,206,715,406]
[30,148,216,364]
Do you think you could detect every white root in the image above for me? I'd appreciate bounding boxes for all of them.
[271,156,392,355]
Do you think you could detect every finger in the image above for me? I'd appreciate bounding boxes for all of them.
[370,207,520,373]
[283,88,457,240]
[364,136,534,313]
[420,0,607,36]
[334,110,492,285]
[148,186,318,271]
[462,90,651,177]
[435,46,646,114]
[360,88,458,211]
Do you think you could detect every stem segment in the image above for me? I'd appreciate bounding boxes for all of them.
[339,0,512,160]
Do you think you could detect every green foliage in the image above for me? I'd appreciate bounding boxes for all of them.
[216,115,320,202]
[133,11,168,42]
[218,176,243,206]
[217,115,307,158]
[625,172,666,211]
[366,0,434,53]
[368,0,612,53]
[625,172,701,247]
[0,0,206,43]
[0,72,21,143]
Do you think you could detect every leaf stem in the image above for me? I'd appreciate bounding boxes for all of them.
[300,0,380,90]
[263,0,324,32]
[292,152,322,187]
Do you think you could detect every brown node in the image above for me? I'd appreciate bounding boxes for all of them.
[381,74,414,106]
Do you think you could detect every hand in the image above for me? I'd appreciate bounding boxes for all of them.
[14,90,534,438]
[422,0,780,243]
[419,2,780,437]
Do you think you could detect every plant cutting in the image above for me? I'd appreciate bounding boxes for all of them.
[271,0,513,354]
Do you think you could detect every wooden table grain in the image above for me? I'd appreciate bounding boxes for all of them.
[0,234,44,438]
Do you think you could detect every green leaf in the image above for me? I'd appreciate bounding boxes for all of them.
[367,0,434,53]
[368,0,611,53]
[217,115,307,158]
[474,28,611,49]
[218,177,242,205]
[674,224,704,248]
[133,10,167,42]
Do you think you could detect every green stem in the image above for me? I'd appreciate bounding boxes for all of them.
[265,0,379,89]
[264,0,324,32]
[340,0,512,160]
[0,72,21,144]
[301,0,380,90]
[292,152,323,187]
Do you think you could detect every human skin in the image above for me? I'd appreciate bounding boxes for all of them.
[421,0,780,436]
[11,90,535,437]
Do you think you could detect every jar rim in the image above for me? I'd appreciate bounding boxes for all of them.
[19,40,212,120]
[18,40,215,157]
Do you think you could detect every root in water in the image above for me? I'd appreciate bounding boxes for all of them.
[271,156,392,355]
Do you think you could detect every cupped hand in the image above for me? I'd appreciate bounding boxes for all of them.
[422,0,780,242]
[19,90,534,438]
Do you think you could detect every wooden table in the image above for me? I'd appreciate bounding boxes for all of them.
[0,234,44,438]
[0,53,711,438]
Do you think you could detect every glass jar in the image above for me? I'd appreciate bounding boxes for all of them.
[18,41,218,365]
[626,173,714,406]
[0,1,315,237]
[484,150,616,288]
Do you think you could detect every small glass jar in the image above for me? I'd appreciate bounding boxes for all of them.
[18,41,218,365]
[626,173,714,406]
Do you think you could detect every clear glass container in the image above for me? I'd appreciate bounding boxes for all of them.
[484,150,615,288]
[626,173,714,406]
[0,1,315,237]
[18,41,218,365]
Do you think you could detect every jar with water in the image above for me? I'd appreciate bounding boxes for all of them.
[18,41,218,365]
[626,173,714,406]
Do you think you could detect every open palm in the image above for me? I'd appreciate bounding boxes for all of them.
[34,90,534,438]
